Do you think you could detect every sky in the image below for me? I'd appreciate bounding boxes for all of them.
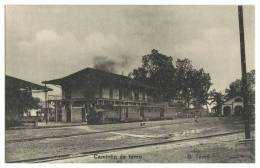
[5,5,255,97]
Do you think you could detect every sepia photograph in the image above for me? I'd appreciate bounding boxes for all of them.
[4,4,255,163]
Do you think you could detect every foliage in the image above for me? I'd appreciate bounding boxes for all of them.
[174,59,212,108]
[6,86,41,118]
[129,49,176,100]
[225,70,255,103]
[129,49,212,107]
[209,89,225,115]
[191,68,212,106]
[174,59,193,107]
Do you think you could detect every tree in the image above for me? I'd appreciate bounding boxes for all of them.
[129,49,176,100]
[129,50,212,106]
[174,59,194,108]
[129,67,148,82]
[174,59,212,108]
[225,70,255,103]
[5,86,40,118]
[209,89,225,116]
[225,79,241,98]
[191,68,212,106]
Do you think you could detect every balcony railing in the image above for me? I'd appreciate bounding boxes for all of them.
[95,98,152,106]
[61,97,152,104]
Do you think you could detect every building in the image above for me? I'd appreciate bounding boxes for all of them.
[221,96,255,118]
[5,75,52,127]
[43,68,181,123]
[221,96,244,116]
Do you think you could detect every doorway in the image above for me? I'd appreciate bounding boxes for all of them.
[223,106,231,116]
[65,104,71,122]
[234,105,243,116]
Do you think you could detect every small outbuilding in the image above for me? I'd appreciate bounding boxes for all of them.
[5,75,52,127]
[221,96,243,116]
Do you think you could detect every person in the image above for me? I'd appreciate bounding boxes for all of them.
[194,112,199,122]
[45,109,48,124]
[194,114,199,123]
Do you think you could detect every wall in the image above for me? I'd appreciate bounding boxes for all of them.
[62,87,65,99]
[100,105,165,122]
[100,105,183,122]
[143,107,161,120]
[164,107,179,119]
[71,107,83,122]
[126,106,141,121]
[71,88,84,98]
[222,102,243,116]
[101,109,120,121]
[61,107,67,122]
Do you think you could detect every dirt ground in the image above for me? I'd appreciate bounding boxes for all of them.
[50,132,254,163]
[139,137,255,163]
[5,117,254,163]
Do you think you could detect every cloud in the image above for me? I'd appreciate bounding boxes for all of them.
[7,29,137,83]
[35,29,60,42]
[5,5,254,93]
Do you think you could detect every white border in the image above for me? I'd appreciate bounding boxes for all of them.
[0,1,259,168]
[0,0,259,5]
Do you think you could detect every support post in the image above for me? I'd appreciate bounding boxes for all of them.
[55,95,58,122]
[238,5,251,139]
[44,82,48,124]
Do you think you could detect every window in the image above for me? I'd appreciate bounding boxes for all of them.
[139,91,143,100]
[102,88,110,99]
[134,90,139,100]
[113,89,119,99]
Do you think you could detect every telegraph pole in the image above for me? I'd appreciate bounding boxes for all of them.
[238,5,251,139]
[44,82,49,124]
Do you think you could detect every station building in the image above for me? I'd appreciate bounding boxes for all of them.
[43,68,181,123]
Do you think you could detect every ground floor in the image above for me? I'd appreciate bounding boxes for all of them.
[221,103,255,117]
[59,98,184,124]
[222,104,243,116]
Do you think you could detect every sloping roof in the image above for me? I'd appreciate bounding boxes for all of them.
[6,75,52,91]
[223,96,243,105]
[43,67,156,90]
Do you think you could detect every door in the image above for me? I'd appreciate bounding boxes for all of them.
[65,104,71,122]
[120,107,127,121]
[140,107,144,120]
[234,105,243,116]
[160,108,164,119]
[223,106,231,116]
[82,106,86,122]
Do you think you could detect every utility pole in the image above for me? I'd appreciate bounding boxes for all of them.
[44,82,49,124]
[55,95,58,122]
[238,5,251,139]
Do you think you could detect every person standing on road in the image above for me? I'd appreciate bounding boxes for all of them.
[194,111,199,123]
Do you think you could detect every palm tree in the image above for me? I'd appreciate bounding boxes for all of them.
[209,89,225,116]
